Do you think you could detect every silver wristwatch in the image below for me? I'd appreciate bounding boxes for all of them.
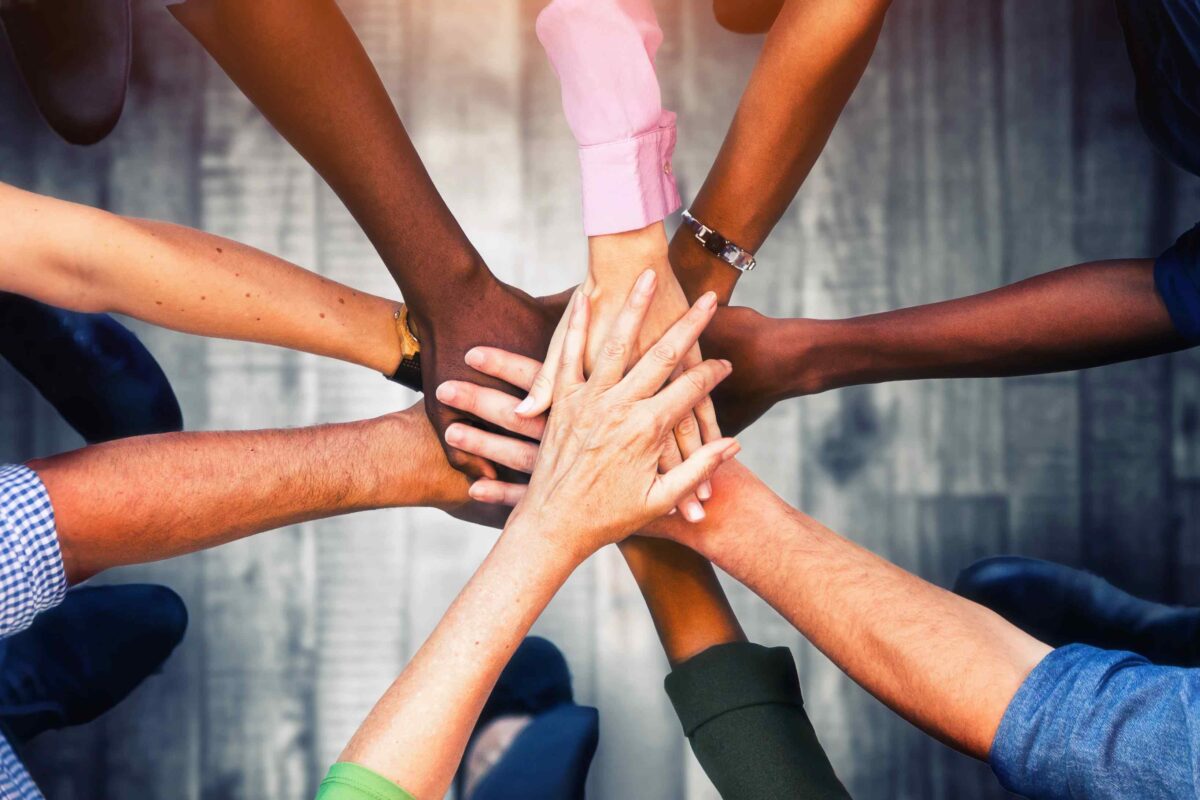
[680,210,757,272]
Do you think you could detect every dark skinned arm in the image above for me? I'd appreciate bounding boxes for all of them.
[671,0,892,302]
[747,259,1188,401]
[169,0,743,671]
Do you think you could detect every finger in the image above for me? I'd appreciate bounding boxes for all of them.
[468,479,528,507]
[556,290,589,393]
[465,347,543,393]
[681,342,723,501]
[588,269,657,388]
[428,400,498,481]
[437,381,546,441]
[513,316,566,417]
[622,291,718,399]
[672,409,706,497]
[651,439,741,514]
[445,423,538,475]
[658,437,705,523]
[647,359,733,430]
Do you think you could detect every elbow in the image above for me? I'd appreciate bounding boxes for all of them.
[712,0,785,34]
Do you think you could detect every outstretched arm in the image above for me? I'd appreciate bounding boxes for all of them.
[332,277,735,800]
[656,462,1050,759]
[761,257,1188,401]
[31,403,470,585]
[672,0,892,302]
[0,182,403,375]
[169,0,563,480]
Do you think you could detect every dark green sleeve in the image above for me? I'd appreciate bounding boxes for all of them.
[665,642,851,799]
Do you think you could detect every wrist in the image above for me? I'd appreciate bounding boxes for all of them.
[668,230,739,304]
[503,507,596,569]
[586,222,671,286]
[402,254,491,323]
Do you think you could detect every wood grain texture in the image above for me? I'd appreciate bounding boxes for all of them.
[0,0,1191,797]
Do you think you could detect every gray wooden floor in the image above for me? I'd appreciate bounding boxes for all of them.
[2,0,1197,798]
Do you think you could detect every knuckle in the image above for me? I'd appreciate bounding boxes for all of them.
[652,343,678,364]
[684,370,708,392]
[601,337,627,361]
[675,415,698,438]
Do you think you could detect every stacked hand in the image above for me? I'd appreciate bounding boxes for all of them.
[512,228,723,521]
[452,271,740,555]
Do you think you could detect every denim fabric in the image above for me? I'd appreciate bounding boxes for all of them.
[1116,0,1200,177]
[1155,223,1200,342]
[991,643,1200,799]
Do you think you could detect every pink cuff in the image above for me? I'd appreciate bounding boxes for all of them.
[578,112,681,237]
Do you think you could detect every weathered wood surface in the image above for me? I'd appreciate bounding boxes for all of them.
[0,0,1192,797]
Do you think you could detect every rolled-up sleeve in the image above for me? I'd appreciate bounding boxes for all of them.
[0,465,66,638]
[535,0,682,236]
[1155,221,1200,342]
[990,643,1200,799]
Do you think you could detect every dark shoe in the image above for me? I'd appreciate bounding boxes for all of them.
[0,0,131,145]
[0,584,188,743]
[460,637,598,800]
[954,556,1200,666]
[0,293,182,443]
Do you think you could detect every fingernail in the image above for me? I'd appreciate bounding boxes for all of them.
[684,501,706,522]
[721,441,741,462]
[468,482,485,500]
[436,383,457,402]
[720,359,732,370]
[697,480,712,501]
[636,269,657,294]
[445,425,463,445]
[698,291,718,311]
[514,397,534,415]
[668,508,677,516]
[465,349,485,368]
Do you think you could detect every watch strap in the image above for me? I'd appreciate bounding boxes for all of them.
[681,210,756,273]
[385,304,423,391]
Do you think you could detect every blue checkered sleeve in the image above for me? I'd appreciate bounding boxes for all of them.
[0,465,66,639]
[0,736,42,800]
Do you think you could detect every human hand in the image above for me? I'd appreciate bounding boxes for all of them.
[517,227,722,520]
[458,272,740,556]
[407,269,560,482]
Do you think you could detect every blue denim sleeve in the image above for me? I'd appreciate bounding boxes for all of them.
[1155,222,1200,342]
[990,643,1200,800]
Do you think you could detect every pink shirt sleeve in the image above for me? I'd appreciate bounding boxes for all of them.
[536,0,682,237]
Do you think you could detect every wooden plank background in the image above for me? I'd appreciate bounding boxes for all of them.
[0,0,1195,797]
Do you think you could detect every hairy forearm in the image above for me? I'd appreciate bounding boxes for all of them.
[171,0,486,311]
[338,517,579,799]
[1,183,403,374]
[671,0,890,301]
[793,258,1185,396]
[618,537,745,665]
[674,465,1049,758]
[32,406,458,583]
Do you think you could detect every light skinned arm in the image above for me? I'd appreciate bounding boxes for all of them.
[523,0,721,513]
[771,258,1188,398]
[30,404,485,585]
[0,181,403,375]
[337,277,738,798]
[656,462,1050,759]
[433,348,1049,755]
[672,0,892,302]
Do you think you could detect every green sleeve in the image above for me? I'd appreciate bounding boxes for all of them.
[315,762,417,800]
[665,642,851,799]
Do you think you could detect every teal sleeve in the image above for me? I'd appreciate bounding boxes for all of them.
[315,762,417,800]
